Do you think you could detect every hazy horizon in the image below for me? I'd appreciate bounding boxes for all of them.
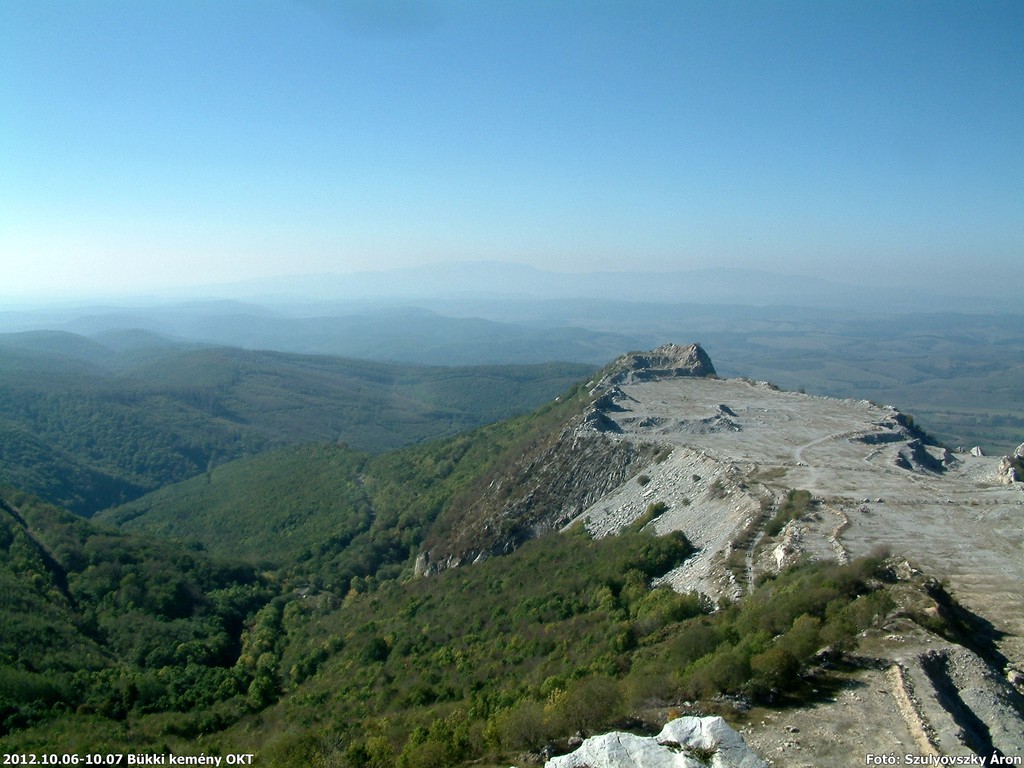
[4,1,1023,302]
[2,260,1022,316]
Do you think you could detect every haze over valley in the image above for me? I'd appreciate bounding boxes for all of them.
[4,262,1022,457]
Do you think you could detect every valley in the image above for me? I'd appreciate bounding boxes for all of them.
[0,332,593,516]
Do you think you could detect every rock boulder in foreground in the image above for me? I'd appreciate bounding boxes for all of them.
[545,715,767,768]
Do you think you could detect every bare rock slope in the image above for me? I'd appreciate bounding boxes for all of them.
[569,350,1024,660]
[418,345,714,572]
[608,342,717,383]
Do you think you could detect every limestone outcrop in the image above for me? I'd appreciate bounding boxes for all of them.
[545,716,767,768]
[998,456,1020,484]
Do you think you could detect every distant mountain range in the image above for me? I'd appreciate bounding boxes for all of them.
[158,261,1023,314]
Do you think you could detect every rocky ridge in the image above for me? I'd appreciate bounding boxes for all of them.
[606,343,718,384]
[413,343,1023,766]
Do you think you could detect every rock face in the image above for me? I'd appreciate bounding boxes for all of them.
[609,344,717,384]
[417,429,659,573]
[545,716,767,768]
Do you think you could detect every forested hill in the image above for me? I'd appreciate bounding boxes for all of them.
[0,331,594,517]
[0,479,903,764]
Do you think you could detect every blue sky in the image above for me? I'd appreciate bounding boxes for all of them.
[2,0,1022,300]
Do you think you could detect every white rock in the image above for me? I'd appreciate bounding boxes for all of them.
[545,716,767,768]
[998,457,1020,485]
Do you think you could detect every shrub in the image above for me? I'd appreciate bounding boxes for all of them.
[548,675,623,737]
[669,620,723,667]
[765,490,813,536]
[684,644,750,698]
[749,646,800,693]
[361,636,391,663]
[780,614,822,661]
[494,698,550,751]
[628,501,669,532]
[397,712,472,768]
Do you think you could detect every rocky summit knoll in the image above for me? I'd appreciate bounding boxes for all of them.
[607,342,717,383]
[424,343,1024,766]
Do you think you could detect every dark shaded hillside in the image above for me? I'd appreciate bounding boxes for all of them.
[0,487,273,738]
[0,332,594,516]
